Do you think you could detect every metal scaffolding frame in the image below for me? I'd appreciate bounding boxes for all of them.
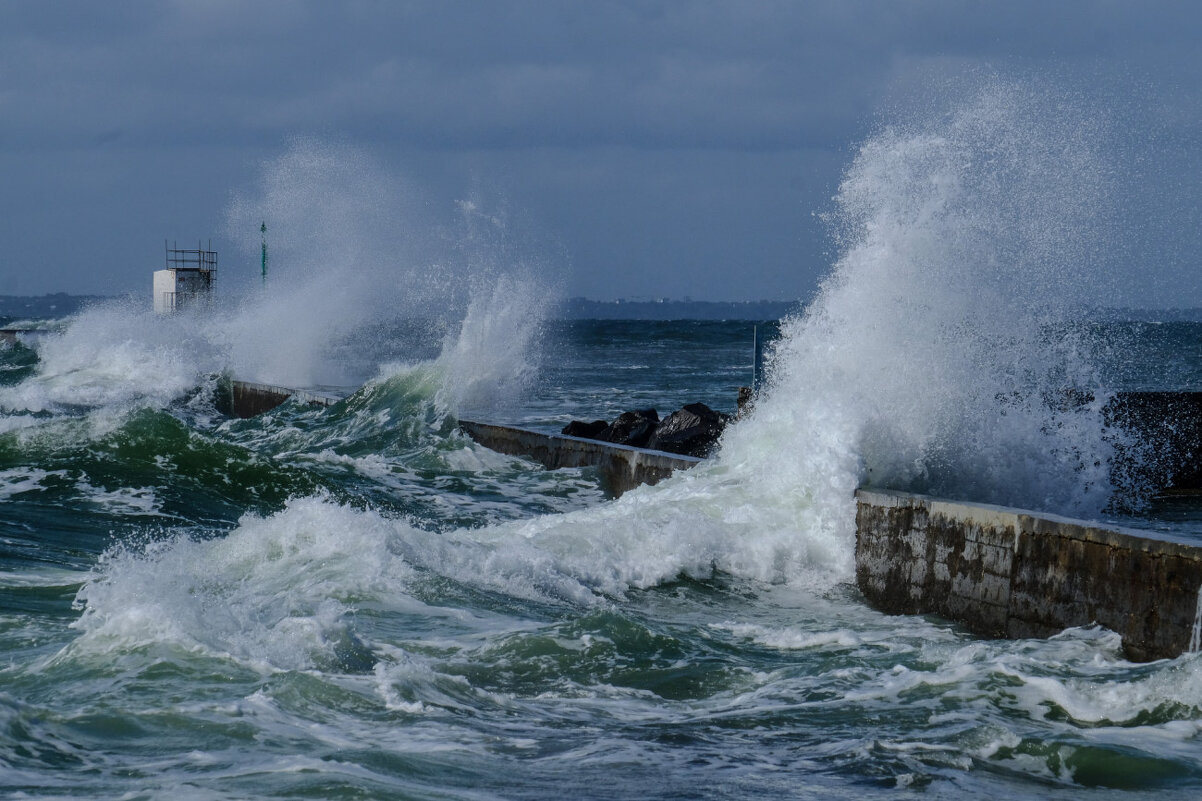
[165,240,218,276]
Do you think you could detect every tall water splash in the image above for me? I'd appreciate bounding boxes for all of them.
[725,79,1123,521]
[220,140,555,411]
[429,196,559,415]
[221,139,447,387]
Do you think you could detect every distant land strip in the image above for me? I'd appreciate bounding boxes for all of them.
[0,293,111,319]
[6,293,1202,323]
[0,293,803,322]
[557,297,802,320]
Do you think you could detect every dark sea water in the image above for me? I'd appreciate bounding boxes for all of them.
[3,312,1202,801]
[7,79,1202,799]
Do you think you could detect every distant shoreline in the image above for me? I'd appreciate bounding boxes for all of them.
[556,297,801,321]
[0,293,111,319]
[0,293,804,322]
[6,293,1202,323]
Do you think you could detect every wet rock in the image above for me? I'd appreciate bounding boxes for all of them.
[599,408,659,448]
[561,419,609,438]
[648,402,728,457]
[736,386,753,419]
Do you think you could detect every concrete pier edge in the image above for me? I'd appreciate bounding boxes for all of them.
[218,379,344,417]
[855,487,1202,661]
[219,378,701,496]
[457,420,701,497]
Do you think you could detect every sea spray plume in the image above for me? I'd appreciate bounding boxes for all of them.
[4,137,554,450]
[221,140,557,413]
[433,196,560,416]
[434,271,552,416]
[727,80,1123,519]
[221,139,452,387]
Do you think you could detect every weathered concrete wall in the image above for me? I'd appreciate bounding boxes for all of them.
[219,379,344,418]
[458,420,702,497]
[856,489,1202,661]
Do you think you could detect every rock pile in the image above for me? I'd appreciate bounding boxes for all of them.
[561,403,729,458]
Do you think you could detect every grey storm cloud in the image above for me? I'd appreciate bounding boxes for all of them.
[2,1,1202,303]
[9,0,1169,151]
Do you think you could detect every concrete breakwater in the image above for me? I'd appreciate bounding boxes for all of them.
[855,488,1202,661]
[218,379,701,496]
[218,379,344,417]
[218,381,1202,492]
[458,420,701,497]
[851,392,1202,659]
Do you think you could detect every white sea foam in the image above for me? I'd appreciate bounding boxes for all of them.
[0,468,164,518]
[0,467,68,500]
[1190,585,1202,653]
[68,497,417,671]
[67,470,833,673]
[77,482,163,517]
[0,299,219,415]
[0,414,45,435]
[716,622,863,651]
[68,494,618,672]
[0,568,88,589]
[30,80,1202,801]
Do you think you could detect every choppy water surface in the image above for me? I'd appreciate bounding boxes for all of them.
[4,314,1202,800]
[6,81,1202,799]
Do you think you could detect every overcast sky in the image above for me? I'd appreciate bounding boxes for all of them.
[2,1,1201,305]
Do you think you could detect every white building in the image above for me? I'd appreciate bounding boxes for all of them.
[153,243,216,314]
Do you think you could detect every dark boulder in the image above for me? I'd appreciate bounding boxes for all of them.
[648,402,728,457]
[736,386,753,419]
[561,419,609,439]
[599,408,659,448]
